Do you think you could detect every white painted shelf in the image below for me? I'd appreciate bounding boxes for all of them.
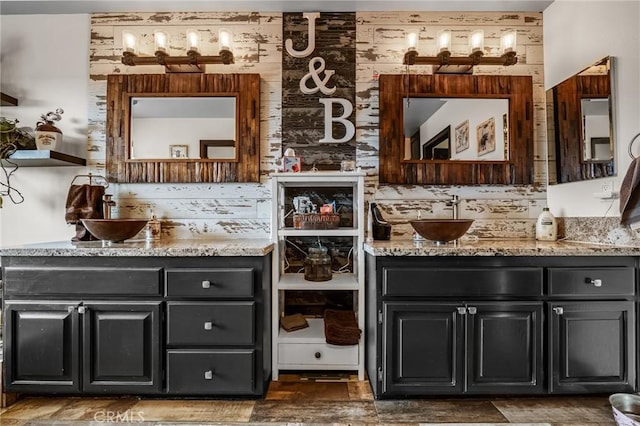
[271,171,366,381]
[277,273,358,290]
[279,318,326,343]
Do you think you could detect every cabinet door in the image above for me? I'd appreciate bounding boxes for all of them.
[383,302,463,395]
[466,302,543,394]
[549,301,635,393]
[82,302,162,393]
[4,301,80,392]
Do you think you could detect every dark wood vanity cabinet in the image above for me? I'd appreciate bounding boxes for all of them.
[547,267,636,393]
[366,255,636,398]
[1,255,271,397]
[5,301,161,394]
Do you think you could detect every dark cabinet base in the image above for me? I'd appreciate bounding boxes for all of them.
[367,254,637,398]
[1,255,271,397]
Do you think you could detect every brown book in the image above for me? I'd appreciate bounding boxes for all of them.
[281,313,309,332]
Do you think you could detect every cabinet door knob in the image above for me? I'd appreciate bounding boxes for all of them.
[204,370,213,380]
[586,278,603,287]
[467,306,477,315]
[77,306,86,314]
[554,306,564,315]
[202,280,211,289]
[204,321,213,330]
[67,306,76,313]
[457,307,467,315]
[314,352,322,359]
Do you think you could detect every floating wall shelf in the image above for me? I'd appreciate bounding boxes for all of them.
[0,92,18,106]
[1,150,86,167]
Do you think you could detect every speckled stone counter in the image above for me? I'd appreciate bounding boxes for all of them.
[364,238,640,257]
[0,238,274,257]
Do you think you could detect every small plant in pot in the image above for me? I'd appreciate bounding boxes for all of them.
[35,107,64,150]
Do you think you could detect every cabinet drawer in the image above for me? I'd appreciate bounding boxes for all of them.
[382,267,543,297]
[278,343,358,367]
[548,267,635,297]
[166,301,254,345]
[165,268,253,298]
[3,266,162,296]
[166,349,255,395]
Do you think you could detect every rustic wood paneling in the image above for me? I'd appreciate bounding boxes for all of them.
[106,73,260,183]
[379,74,534,185]
[282,12,356,169]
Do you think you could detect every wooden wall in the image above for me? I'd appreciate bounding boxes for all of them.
[282,12,356,168]
[89,12,281,238]
[89,11,547,240]
[356,12,547,239]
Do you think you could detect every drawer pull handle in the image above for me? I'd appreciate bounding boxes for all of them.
[314,352,322,359]
[554,307,564,315]
[457,307,467,315]
[586,278,603,287]
[204,321,213,330]
[202,280,211,289]
[204,370,213,380]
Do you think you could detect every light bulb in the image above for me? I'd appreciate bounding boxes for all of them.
[437,30,451,54]
[122,31,137,54]
[406,32,418,52]
[469,29,484,54]
[154,30,168,54]
[186,29,200,53]
[218,29,232,52]
[501,30,517,54]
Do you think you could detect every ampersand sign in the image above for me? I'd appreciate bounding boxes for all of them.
[299,57,336,96]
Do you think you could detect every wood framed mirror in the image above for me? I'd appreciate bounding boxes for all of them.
[106,73,260,183]
[379,74,534,185]
[546,56,614,184]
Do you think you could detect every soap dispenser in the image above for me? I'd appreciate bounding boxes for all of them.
[535,207,557,241]
[145,212,161,241]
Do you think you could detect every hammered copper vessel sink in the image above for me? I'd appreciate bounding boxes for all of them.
[81,219,148,242]
[410,219,474,243]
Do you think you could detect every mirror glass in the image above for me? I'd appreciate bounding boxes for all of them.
[547,56,614,184]
[129,96,237,160]
[403,98,509,161]
[581,97,611,161]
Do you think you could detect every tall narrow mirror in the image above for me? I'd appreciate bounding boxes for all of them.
[546,56,614,184]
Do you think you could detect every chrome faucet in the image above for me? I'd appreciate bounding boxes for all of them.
[446,195,461,220]
[102,194,116,219]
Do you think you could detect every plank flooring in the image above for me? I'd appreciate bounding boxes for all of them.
[0,374,618,425]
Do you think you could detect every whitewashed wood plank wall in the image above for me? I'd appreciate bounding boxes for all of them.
[89,11,547,240]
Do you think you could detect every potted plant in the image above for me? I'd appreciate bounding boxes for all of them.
[35,107,64,150]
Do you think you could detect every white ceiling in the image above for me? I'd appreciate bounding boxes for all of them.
[0,0,555,15]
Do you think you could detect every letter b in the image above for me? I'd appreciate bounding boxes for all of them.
[319,98,355,143]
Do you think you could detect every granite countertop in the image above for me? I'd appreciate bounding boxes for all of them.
[0,239,274,257]
[364,238,640,257]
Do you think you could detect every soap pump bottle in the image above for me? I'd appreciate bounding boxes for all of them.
[535,207,557,241]
[413,211,425,242]
[145,212,161,241]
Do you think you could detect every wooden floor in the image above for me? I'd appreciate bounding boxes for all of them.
[0,374,617,425]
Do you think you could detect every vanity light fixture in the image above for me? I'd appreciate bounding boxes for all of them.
[403,29,518,74]
[121,28,234,73]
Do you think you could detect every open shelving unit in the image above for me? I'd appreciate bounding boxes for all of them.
[271,171,365,380]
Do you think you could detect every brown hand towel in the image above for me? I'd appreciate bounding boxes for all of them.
[324,309,361,346]
[65,184,106,224]
[281,313,309,332]
[620,157,640,226]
